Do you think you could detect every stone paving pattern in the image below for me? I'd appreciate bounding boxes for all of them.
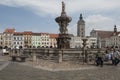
[0,62,120,80]
[25,58,96,70]
[0,55,120,80]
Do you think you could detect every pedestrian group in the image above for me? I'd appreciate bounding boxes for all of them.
[95,49,120,67]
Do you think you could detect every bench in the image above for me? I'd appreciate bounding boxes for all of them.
[11,55,28,62]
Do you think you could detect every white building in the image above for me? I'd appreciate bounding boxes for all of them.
[40,33,50,47]
[70,36,83,48]
[49,34,58,48]
[13,32,24,49]
[3,28,15,48]
[70,36,97,48]
[32,33,41,48]
[87,37,97,48]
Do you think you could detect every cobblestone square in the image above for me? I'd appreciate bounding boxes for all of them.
[0,55,120,80]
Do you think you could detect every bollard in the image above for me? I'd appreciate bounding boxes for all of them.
[58,50,63,63]
[33,52,37,62]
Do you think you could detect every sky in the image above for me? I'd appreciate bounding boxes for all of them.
[0,0,120,36]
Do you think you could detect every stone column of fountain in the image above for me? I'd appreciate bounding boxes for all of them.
[82,38,88,63]
[55,1,72,49]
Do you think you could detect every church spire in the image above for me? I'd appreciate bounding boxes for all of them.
[113,25,117,36]
[114,25,117,33]
[80,14,83,20]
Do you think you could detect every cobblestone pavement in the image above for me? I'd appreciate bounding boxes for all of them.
[0,61,9,71]
[0,55,120,80]
[0,61,120,80]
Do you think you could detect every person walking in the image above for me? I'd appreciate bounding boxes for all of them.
[95,50,104,67]
[111,49,120,66]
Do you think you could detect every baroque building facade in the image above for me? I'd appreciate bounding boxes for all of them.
[70,36,83,48]
[23,31,32,48]
[2,28,15,48]
[13,32,24,49]
[40,33,50,48]
[49,34,58,48]
[90,25,120,48]
[32,33,41,48]
[0,28,58,49]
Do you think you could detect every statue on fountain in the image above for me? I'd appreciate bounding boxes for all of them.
[55,1,72,49]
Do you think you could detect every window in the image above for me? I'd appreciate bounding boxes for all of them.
[9,42,11,45]
[9,37,11,40]
[14,37,16,40]
[14,42,16,44]
[81,28,84,31]
[17,37,19,40]
[6,37,8,40]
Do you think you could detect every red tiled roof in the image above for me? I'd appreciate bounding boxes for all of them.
[14,32,23,35]
[40,32,49,35]
[23,31,32,35]
[49,34,58,38]
[116,32,120,35]
[32,33,41,35]
[4,28,15,33]
[95,30,113,38]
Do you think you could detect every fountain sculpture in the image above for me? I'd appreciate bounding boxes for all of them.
[55,1,72,49]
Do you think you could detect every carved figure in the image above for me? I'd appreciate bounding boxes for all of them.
[62,1,65,12]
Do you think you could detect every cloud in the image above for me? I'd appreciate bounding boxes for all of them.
[0,0,120,36]
[68,24,77,36]
[0,0,120,16]
[85,14,115,35]
[0,0,61,16]
[86,14,114,26]
[67,0,120,13]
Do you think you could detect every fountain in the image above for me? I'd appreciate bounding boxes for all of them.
[55,1,72,49]
[22,2,101,63]
[82,38,88,63]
